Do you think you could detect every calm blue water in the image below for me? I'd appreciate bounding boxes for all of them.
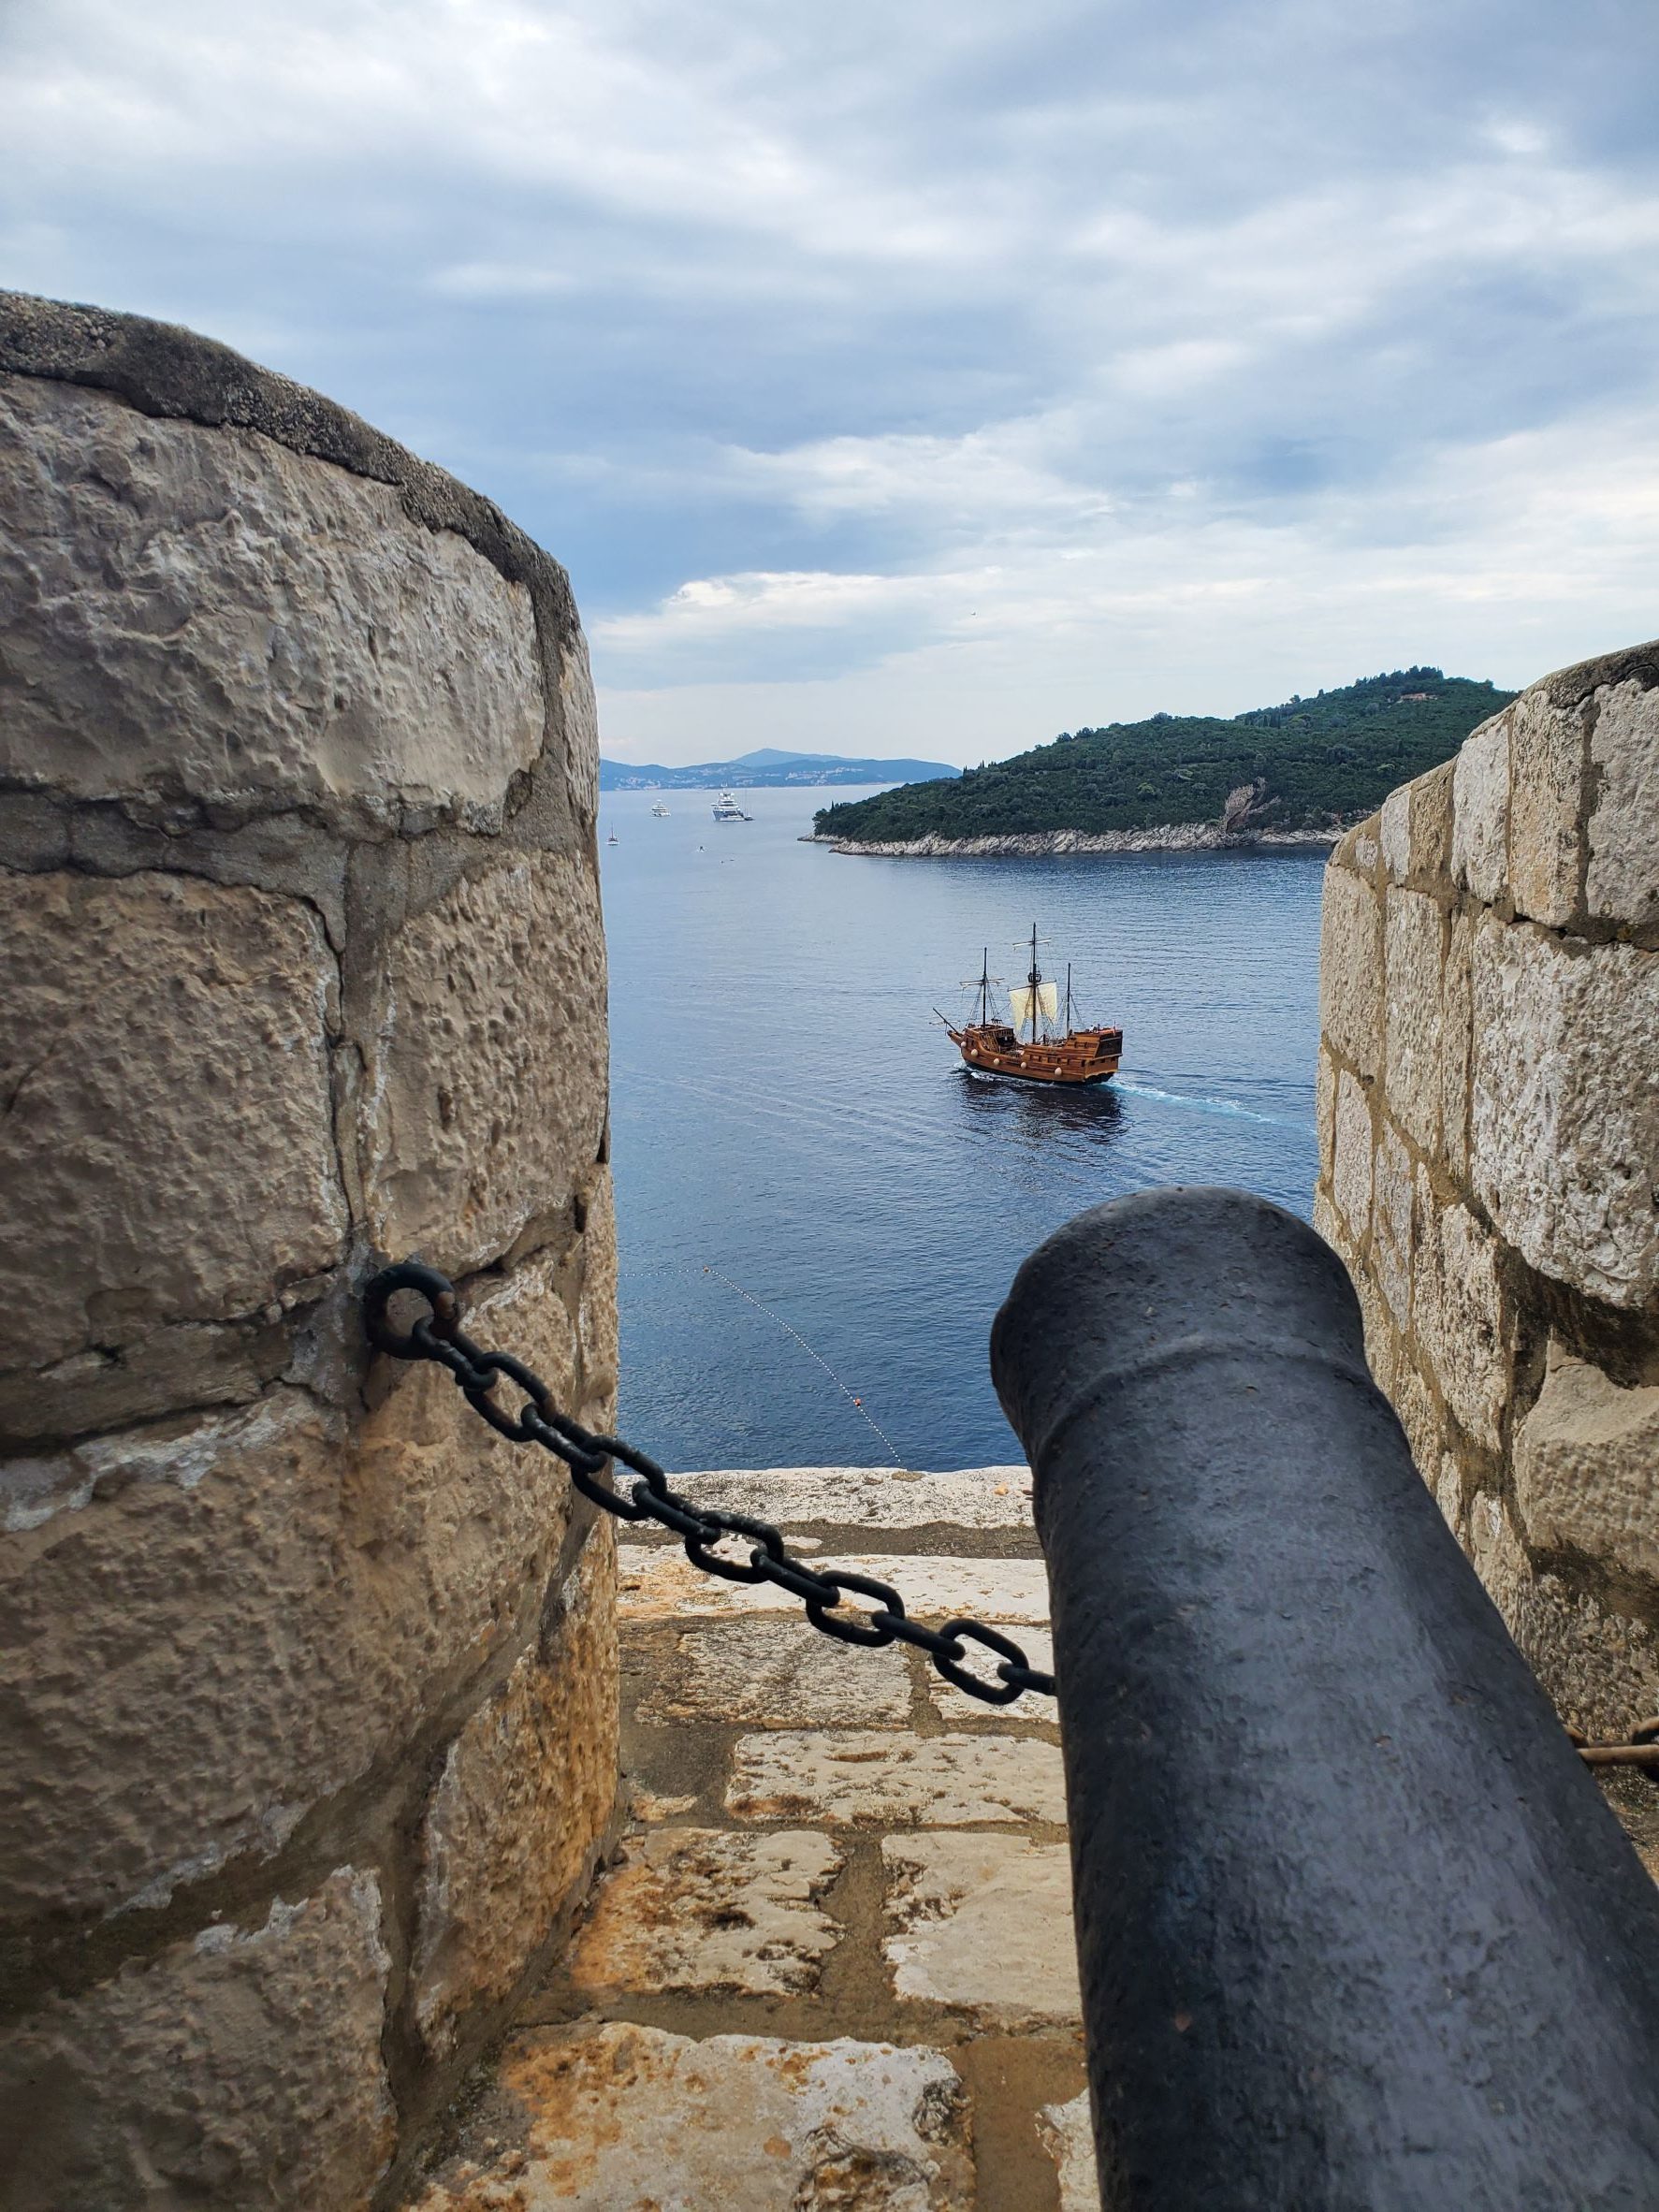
[601,786,1326,1471]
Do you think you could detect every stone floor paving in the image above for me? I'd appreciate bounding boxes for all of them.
[410,1464,1096,2211]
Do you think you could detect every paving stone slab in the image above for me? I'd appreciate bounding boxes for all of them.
[620,1550,1050,1624]
[567,1826,842,1999]
[882,1833,1082,2026]
[411,2019,974,2210]
[729,1731,1065,1827]
[635,1616,913,1727]
[1040,2090,1102,2211]
[668,1463,1035,1531]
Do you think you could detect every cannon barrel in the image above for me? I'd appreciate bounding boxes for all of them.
[992,1186,1659,2209]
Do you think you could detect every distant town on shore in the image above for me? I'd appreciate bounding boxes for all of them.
[600,747,956,790]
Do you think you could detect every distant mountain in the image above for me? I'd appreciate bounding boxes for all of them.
[600,747,957,791]
[813,670,1515,843]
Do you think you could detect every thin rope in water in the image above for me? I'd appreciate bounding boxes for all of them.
[698,1263,904,1467]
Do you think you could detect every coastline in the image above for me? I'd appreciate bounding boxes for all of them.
[802,822,1343,858]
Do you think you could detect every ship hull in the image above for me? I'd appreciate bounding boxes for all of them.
[950,1025,1121,1087]
[964,1062,1115,1087]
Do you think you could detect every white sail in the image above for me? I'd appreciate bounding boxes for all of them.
[1011,982,1059,1029]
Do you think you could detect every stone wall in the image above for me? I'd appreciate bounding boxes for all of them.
[0,295,620,2209]
[1314,639,1659,1738]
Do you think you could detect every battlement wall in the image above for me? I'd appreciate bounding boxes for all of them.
[1315,638,1659,1736]
[0,293,619,2210]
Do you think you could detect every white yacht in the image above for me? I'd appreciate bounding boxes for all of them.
[650,801,670,817]
[711,790,752,822]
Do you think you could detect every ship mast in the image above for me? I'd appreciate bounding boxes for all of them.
[1027,922,1041,1043]
[981,947,991,1027]
[1065,963,1073,1037]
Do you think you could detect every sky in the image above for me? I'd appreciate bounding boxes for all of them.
[5,0,1658,767]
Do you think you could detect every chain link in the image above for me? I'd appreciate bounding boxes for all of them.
[363,1261,1056,1705]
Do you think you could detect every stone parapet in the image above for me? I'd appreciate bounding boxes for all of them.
[0,295,618,2209]
[1314,639,1659,1738]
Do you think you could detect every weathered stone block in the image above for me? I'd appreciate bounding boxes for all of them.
[1378,764,1455,886]
[1372,1119,1414,1332]
[1440,906,1474,1179]
[1470,916,1659,1307]
[882,1832,1081,2025]
[413,1522,618,2058]
[1410,1198,1506,1449]
[1451,712,1510,905]
[1315,1046,1337,1187]
[1331,814,1381,878]
[1379,786,1411,880]
[1331,1067,1373,1243]
[1390,1354,1441,1485]
[0,870,346,1378]
[0,1256,578,1917]
[1318,864,1383,1079]
[1383,888,1444,1154]
[1507,686,1585,926]
[1434,1452,1464,1536]
[1586,676,1659,926]
[0,376,544,829]
[567,1826,842,2000]
[1312,1186,1350,1272]
[359,851,608,1276]
[410,2022,973,2211]
[575,1165,618,1427]
[0,1867,392,2212]
[1402,758,1454,882]
[0,1314,292,1457]
[1468,1492,1659,1740]
[727,1729,1065,1826]
[1514,1356,1659,1584]
[559,622,602,834]
[1317,1181,1401,1396]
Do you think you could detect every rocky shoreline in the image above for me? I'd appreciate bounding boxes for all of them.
[803,822,1343,858]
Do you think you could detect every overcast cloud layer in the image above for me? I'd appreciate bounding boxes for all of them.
[5,0,1657,764]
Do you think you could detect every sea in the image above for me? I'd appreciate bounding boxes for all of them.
[601,784,1327,1473]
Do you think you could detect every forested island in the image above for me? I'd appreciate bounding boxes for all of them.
[811,670,1514,853]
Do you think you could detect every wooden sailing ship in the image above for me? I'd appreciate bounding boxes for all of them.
[941,925,1122,1086]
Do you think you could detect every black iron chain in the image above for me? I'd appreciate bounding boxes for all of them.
[362,1261,1056,1707]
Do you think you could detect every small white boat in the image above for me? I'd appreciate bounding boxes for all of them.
[711,790,752,822]
[651,802,670,818]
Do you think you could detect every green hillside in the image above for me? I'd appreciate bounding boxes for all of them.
[813,669,1514,842]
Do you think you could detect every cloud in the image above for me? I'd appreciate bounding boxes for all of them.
[3,0,1657,760]
[595,393,1659,741]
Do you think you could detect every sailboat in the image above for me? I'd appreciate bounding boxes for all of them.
[941,925,1122,1086]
